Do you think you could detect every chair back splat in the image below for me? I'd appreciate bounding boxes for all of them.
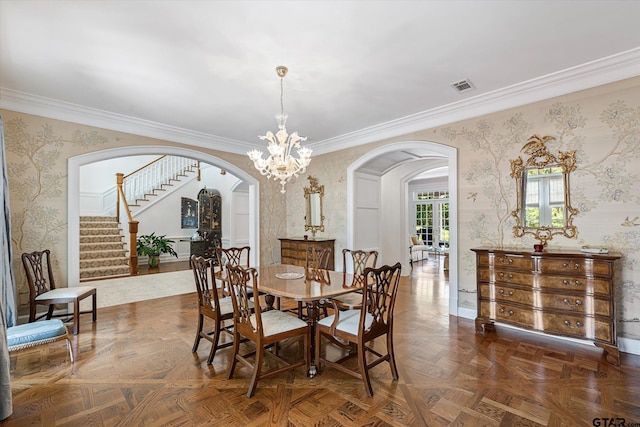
[216,246,250,270]
[226,264,310,398]
[217,246,252,297]
[342,249,378,288]
[22,249,97,335]
[315,262,402,397]
[331,249,379,308]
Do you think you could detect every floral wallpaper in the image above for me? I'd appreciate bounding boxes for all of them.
[2,75,639,346]
[1,111,277,307]
[434,77,640,340]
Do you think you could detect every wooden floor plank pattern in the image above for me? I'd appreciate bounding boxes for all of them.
[4,261,640,426]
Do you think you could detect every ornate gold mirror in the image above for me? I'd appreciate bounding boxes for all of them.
[510,135,578,247]
[304,175,324,237]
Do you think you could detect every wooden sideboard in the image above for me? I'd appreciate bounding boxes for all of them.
[279,237,335,270]
[471,247,621,365]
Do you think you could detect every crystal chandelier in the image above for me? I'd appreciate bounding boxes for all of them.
[248,66,312,194]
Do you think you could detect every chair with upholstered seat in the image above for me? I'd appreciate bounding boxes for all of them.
[191,254,237,365]
[295,246,333,318]
[226,264,310,398]
[7,319,74,362]
[216,246,250,270]
[315,262,401,397]
[22,249,97,335]
[333,249,378,308]
[216,246,255,297]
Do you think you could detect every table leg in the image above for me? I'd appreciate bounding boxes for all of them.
[305,301,319,377]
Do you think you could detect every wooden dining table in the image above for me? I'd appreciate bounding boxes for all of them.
[220,263,361,376]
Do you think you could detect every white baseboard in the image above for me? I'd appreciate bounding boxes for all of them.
[618,336,640,356]
[457,307,476,320]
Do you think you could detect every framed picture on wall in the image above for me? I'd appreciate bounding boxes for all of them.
[181,197,198,229]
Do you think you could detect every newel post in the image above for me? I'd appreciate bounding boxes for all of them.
[116,172,124,223]
[129,220,139,275]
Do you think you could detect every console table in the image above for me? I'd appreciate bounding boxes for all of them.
[471,247,621,364]
[279,237,335,270]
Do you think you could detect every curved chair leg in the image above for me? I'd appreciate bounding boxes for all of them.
[192,313,203,352]
[388,332,399,380]
[227,332,240,379]
[247,347,264,398]
[206,320,222,365]
[358,342,374,397]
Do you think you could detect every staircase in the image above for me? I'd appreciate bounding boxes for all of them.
[79,216,130,281]
[122,156,199,215]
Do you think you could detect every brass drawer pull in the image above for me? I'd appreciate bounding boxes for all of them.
[499,257,513,264]
[563,298,582,306]
[562,262,581,270]
[562,279,582,287]
[498,308,514,316]
[563,320,583,328]
[497,272,513,280]
[499,289,514,296]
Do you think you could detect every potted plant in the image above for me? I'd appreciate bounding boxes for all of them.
[136,232,178,267]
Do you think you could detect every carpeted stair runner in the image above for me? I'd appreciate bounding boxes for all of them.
[80,216,130,281]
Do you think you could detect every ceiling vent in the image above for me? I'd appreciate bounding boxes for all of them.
[451,79,475,93]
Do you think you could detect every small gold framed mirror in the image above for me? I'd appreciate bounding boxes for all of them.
[304,176,324,237]
[510,135,578,247]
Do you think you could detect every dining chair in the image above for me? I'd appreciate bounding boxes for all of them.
[333,249,379,308]
[315,262,402,397]
[226,264,310,398]
[297,246,333,318]
[216,246,250,270]
[216,246,251,296]
[22,249,97,335]
[216,246,266,302]
[191,254,236,365]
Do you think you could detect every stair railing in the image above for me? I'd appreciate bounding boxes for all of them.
[122,156,200,204]
[116,156,200,275]
[115,173,139,275]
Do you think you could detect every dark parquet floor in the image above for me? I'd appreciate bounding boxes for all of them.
[4,259,640,426]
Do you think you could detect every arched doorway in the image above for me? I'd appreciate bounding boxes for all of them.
[347,141,458,316]
[67,145,260,284]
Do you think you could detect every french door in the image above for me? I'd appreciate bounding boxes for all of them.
[414,192,449,248]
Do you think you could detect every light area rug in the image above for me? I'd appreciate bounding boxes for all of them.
[83,270,195,309]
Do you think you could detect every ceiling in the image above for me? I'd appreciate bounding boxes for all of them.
[1,1,640,158]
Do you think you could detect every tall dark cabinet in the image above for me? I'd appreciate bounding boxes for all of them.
[190,188,222,263]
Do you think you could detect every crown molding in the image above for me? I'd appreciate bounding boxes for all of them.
[310,47,640,155]
[0,89,255,156]
[2,47,639,156]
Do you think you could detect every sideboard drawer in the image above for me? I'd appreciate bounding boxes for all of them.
[538,293,611,317]
[478,253,532,270]
[541,312,613,343]
[537,258,612,277]
[479,301,534,328]
[479,284,534,306]
[536,274,612,295]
